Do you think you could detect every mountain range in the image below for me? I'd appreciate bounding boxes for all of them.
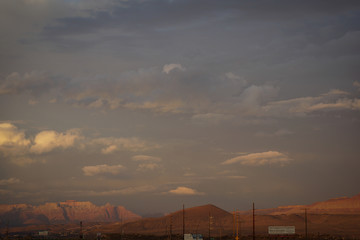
[1,194,360,237]
[0,200,140,226]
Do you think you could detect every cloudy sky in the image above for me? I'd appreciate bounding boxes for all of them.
[1,0,360,216]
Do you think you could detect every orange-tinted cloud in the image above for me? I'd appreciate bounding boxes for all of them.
[168,186,204,195]
[222,151,292,166]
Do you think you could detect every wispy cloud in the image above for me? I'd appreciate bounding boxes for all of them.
[82,164,125,176]
[132,155,162,162]
[93,137,160,153]
[10,157,46,167]
[222,151,292,166]
[3,68,359,120]
[137,163,162,172]
[354,81,360,91]
[262,89,360,116]
[132,155,163,171]
[123,100,185,113]
[307,98,360,112]
[79,185,157,196]
[162,63,185,74]
[255,129,294,137]
[226,176,247,180]
[0,71,67,96]
[191,113,233,124]
[0,178,20,185]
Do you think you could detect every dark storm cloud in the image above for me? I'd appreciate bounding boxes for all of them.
[42,0,360,33]
[37,1,360,81]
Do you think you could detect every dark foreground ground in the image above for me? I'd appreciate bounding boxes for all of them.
[1,233,359,240]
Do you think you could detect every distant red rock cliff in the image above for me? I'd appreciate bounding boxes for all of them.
[242,193,360,215]
[0,200,141,226]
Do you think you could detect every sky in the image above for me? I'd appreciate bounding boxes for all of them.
[1,0,360,216]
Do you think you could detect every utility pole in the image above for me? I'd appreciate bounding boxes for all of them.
[233,210,241,240]
[170,214,173,240]
[305,208,308,240]
[183,204,185,237]
[233,211,236,239]
[196,223,200,240]
[208,212,213,240]
[5,220,9,240]
[235,210,239,240]
[79,221,83,239]
[239,214,241,240]
[252,203,255,240]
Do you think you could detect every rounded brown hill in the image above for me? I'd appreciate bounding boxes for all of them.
[120,204,233,236]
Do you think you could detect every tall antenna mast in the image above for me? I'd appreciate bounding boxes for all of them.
[305,208,308,240]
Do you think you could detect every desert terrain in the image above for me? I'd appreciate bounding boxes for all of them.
[1,194,360,239]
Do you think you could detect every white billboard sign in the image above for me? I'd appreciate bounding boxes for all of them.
[39,231,49,236]
[268,226,295,235]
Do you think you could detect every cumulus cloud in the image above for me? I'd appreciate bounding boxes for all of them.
[0,123,31,147]
[132,155,162,162]
[162,63,185,74]
[30,129,81,154]
[0,123,34,163]
[0,123,81,159]
[0,123,48,166]
[222,151,292,166]
[0,178,20,185]
[82,164,125,176]
[168,186,204,195]
[0,122,161,167]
